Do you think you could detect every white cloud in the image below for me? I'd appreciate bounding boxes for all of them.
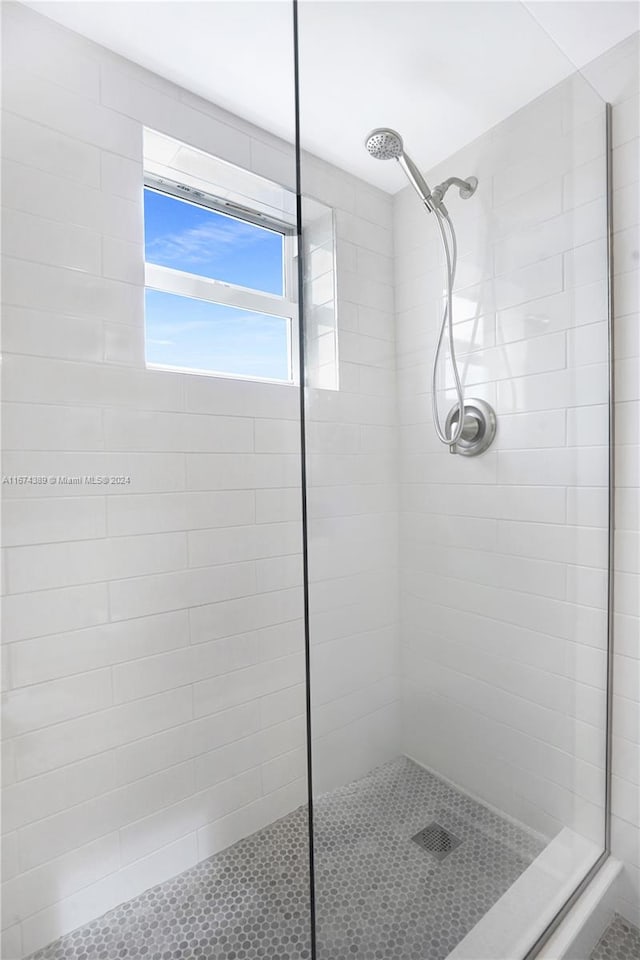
[147,216,267,268]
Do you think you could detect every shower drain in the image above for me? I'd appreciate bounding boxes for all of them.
[411,822,463,861]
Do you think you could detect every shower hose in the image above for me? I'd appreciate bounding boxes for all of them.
[431,207,465,446]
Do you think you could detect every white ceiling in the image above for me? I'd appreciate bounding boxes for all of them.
[524,1,639,67]
[24,1,640,192]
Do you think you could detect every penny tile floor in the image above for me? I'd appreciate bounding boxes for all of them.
[29,757,545,960]
[590,914,640,960]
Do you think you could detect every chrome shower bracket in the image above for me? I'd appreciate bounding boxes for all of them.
[445,398,496,456]
[431,176,478,209]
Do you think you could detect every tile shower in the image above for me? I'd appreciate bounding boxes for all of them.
[1,3,639,960]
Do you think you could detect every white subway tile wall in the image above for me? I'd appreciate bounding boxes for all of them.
[395,32,640,928]
[302,152,400,792]
[0,3,400,955]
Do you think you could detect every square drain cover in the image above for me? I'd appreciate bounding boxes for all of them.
[411,822,462,861]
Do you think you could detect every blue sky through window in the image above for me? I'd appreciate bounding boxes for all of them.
[144,189,284,295]
[145,289,290,381]
[144,187,291,381]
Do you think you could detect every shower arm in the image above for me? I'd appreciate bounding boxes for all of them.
[431,176,478,209]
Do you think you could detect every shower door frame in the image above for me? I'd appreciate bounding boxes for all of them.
[292,0,318,956]
[290,0,616,948]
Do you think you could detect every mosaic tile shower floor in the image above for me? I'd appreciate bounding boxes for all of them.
[29,757,545,960]
[590,914,640,960]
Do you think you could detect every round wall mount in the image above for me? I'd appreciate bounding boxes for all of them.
[445,398,496,457]
[460,176,478,199]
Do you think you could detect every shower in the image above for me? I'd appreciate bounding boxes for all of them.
[365,127,496,456]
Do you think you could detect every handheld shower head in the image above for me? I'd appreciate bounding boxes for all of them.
[363,128,488,453]
[364,127,433,209]
[365,128,404,160]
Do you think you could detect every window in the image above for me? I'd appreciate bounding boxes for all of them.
[143,176,298,383]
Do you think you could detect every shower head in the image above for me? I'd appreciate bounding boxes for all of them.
[364,127,434,209]
[365,128,404,160]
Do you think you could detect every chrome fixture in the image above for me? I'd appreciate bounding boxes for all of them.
[411,822,463,861]
[364,128,435,210]
[364,128,478,216]
[365,127,495,455]
[430,175,479,210]
[444,398,496,457]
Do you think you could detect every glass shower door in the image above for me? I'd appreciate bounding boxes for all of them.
[295,2,611,957]
[0,4,312,959]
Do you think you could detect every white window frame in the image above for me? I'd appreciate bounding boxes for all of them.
[143,174,299,384]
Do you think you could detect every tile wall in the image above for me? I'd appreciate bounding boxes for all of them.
[395,29,639,926]
[0,4,399,956]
